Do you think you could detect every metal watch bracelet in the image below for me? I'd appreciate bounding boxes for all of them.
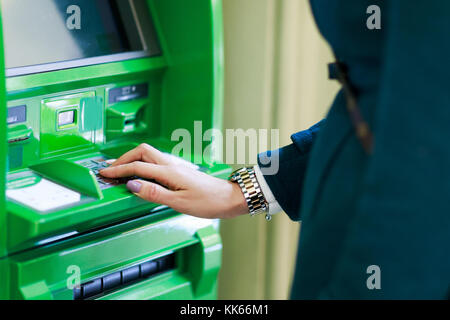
[229,167,271,221]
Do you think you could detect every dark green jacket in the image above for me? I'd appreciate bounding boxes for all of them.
[260,0,450,299]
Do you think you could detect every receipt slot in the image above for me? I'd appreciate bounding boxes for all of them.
[0,0,227,300]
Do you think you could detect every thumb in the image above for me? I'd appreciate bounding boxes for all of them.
[126,180,177,207]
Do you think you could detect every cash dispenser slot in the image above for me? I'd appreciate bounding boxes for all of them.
[8,220,222,300]
[74,254,175,300]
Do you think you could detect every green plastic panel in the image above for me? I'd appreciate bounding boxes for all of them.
[2,214,222,300]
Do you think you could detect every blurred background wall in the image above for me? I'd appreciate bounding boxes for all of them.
[218,0,340,299]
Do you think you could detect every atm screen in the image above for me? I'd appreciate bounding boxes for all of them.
[1,0,161,76]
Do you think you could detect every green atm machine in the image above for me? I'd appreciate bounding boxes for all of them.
[0,0,228,300]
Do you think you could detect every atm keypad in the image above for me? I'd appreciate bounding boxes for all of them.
[76,157,138,190]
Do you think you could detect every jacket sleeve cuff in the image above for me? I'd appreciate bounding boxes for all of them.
[253,164,282,216]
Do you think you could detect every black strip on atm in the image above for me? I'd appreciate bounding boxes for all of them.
[74,253,175,300]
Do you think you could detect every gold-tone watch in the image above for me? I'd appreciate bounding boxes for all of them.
[229,167,270,220]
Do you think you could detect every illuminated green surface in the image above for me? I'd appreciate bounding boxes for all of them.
[0,0,227,300]
[7,214,222,300]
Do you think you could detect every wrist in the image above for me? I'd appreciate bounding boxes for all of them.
[221,181,250,219]
[229,167,269,219]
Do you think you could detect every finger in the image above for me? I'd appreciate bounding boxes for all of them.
[100,162,172,183]
[110,144,168,167]
[126,180,177,207]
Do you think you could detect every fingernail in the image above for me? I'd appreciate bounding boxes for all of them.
[127,180,142,193]
[98,168,109,175]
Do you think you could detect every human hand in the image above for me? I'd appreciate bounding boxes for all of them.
[99,144,249,219]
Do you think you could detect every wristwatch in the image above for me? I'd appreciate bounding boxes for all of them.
[229,167,271,221]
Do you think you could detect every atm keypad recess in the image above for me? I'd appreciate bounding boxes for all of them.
[76,157,138,190]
